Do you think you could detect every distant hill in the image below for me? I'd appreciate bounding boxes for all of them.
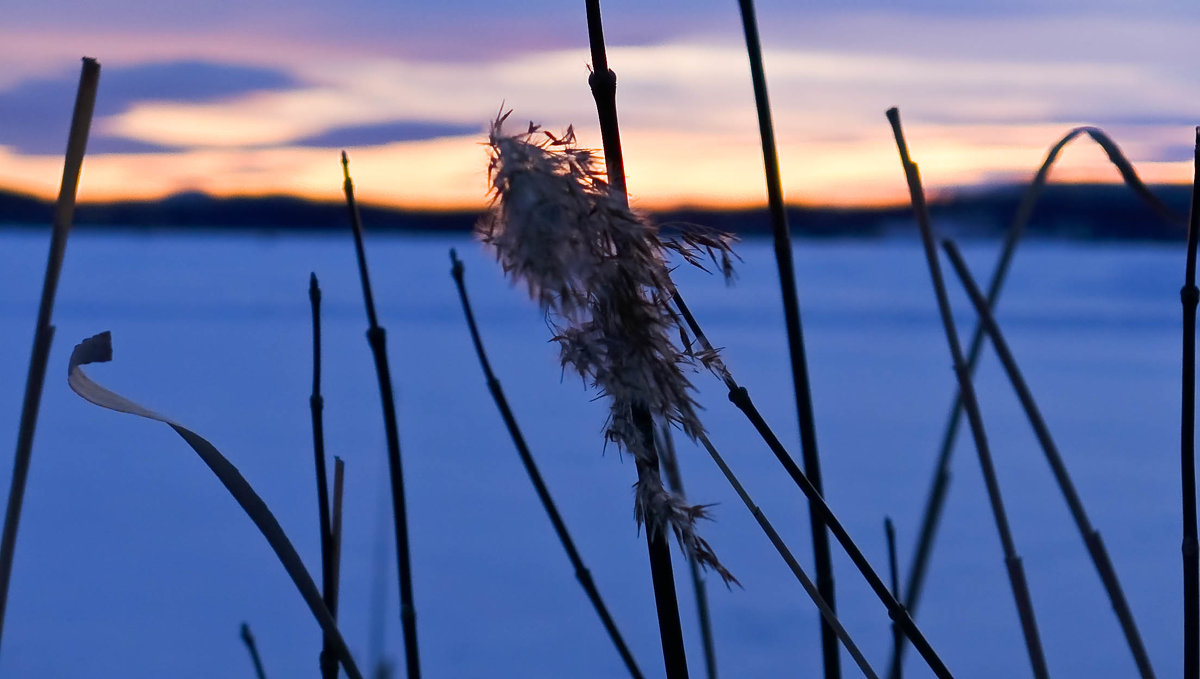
[0,183,1190,240]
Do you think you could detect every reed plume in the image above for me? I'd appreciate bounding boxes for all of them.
[479,113,736,584]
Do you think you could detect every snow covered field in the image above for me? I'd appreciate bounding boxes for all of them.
[0,229,1185,677]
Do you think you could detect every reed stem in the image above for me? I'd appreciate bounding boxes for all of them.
[1180,127,1200,679]
[887,107,1048,679]
[671,294,953,679]
[583,3,688,676]
[656,424,718,679]
[449,249,645,679]
[694,428,877,678]
[895,125,1181,676]
[941,238,1154,677]
[330,456,344,623]
[0,57,100,652]
[342,152,420,679]
[310,273,339,679]
[884,518,902,679]
[733,3,838,675]
[241,622,269,679]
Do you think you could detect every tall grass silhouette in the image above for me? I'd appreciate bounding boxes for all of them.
[889,106,1050,679]
[0,57,100,653]
[896,123,1181,679]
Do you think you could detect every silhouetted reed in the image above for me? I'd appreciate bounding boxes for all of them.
[670,294,952,679]
[1180,128,1200,679]
[449,248,645,679]
[941,237,1154,676]
[309,273,340,679]
[341,152,421,679]
[656,424,717,679]
[884,518,901,679]
[896,124,1180,679]
[494,4,740,675]
[0,57,100,652]
[887,106,1048,679]
[733,2,838,674]
[330,455,345,631]
[692,427,878,678]
[481,107,736,677]
[240,622,269,679]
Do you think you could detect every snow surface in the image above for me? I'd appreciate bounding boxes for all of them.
[0,230,1186,678]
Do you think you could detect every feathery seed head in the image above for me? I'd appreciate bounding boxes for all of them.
[478,111,739,584]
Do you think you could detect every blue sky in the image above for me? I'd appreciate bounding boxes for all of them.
[1,1,1197,208]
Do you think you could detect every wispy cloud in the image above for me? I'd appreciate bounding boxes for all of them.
[0,10,1196,209]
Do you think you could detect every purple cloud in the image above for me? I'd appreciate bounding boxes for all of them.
[0,61,297,154]
[290,120,483,148]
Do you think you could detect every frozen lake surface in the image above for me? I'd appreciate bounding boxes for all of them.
[0,229,1187,677]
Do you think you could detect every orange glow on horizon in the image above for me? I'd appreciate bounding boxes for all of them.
[1,120,1193,213]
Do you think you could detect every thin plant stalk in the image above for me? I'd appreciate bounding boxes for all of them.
[671,294,953,679]
[241,623,269,679]
[884,519,902,679]
[901,124,1182,618]
[1180,128,1200,679]
[693,430,878,679]
[942,238,1155,677]
[887,107,1048,679]
[341,151,420,679]
[449,249,645,679]
[733,3,839,675]
[895,126,1182,677]
[583,3,688,676]
[656,423,718,679]
[331,456,345,626]
[0,57,100,651]
[729,3,835,676]
[310,273,339,679]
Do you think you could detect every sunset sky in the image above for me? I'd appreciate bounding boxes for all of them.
[1,1,1198,210]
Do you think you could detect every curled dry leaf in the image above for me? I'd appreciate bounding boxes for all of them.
[67,331,365,679]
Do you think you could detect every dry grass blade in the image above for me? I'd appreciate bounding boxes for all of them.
[67,331,364,679]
